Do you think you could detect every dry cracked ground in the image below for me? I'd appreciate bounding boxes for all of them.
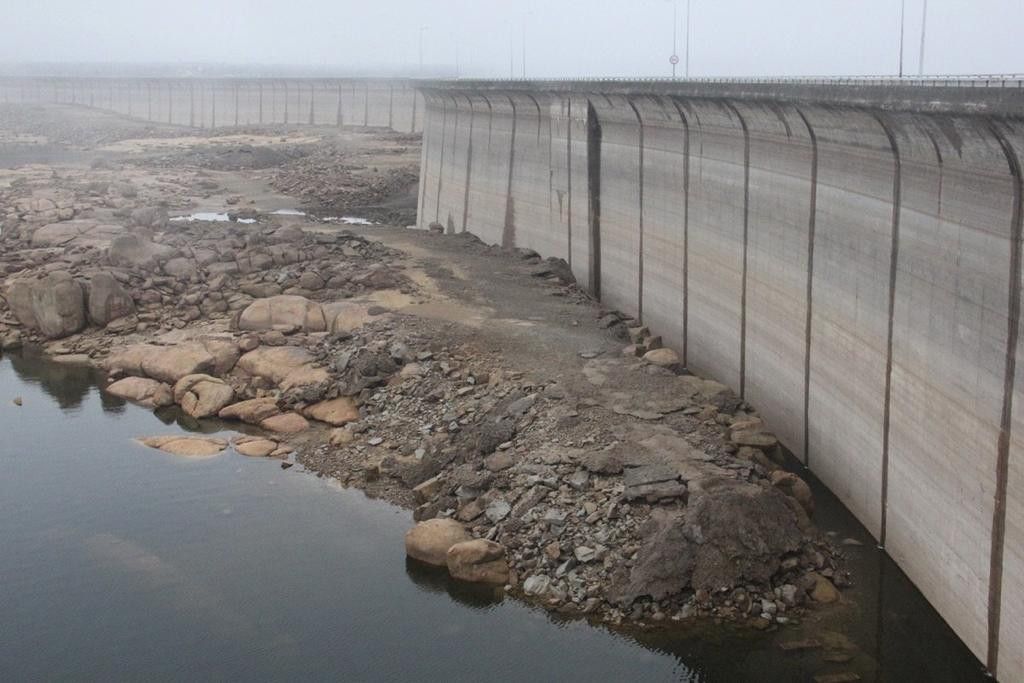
[0,103,860,655]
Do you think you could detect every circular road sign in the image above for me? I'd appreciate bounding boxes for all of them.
[669,54,680,65]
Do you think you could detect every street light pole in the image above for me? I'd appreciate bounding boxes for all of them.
[522,18,527,78]
[898,0,906,77]
[672,0,678,79]
[419,25,428,76]
[685,0,692,78]
[918,0,929,75]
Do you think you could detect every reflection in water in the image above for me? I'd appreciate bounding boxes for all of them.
[404,556,505,610]
[8,350,97,410]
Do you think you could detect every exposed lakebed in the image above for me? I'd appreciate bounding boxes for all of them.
[0,351,986,682]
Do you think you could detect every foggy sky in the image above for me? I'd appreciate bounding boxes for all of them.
[3,0,1021,78]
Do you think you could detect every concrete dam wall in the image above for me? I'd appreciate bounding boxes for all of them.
[416,78,1024,680]
[0,77,424,133]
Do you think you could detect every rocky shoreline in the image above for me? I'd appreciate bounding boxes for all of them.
[0,109,850,638]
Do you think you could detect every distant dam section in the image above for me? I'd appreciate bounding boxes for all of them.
[416,76,1024,681]
[0,77,424,133]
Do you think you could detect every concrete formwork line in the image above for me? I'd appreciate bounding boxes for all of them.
[415,91,434,228]
[389,86,394,130]
[502,95,519,249]
[336,84,343,127]
[567,97,573,270]
[586,99,602,299]
[985,118,1024,678]
[434,96,449,225]
[722,100,752,399]
[872,111,903,550]
[461,93,475,234]
[626,97,646,322]
[668,97,692,368]
[363,82,369,126]
[794,106,820,467]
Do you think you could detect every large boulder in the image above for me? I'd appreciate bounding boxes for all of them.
[30,271,86,339]
[237,295,327,333]
[235,346,328,390]
[259,412,310,433]
[404,518,472,566]
[129,206,168,229]
[105,377,174,408]
[163,257,197,280]
[303,397,360,426]
[108,234,176,269]
[137,435,228,457]
[5,280,37,329]
[173,374,235,418]
[31,220,123,248]
[105,339,239,384]
[87,272,135,326]
[446,539,510,584]
[616,481,804,604]
[218,397,282,425]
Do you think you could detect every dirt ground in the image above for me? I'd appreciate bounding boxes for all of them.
[0,104,862,666]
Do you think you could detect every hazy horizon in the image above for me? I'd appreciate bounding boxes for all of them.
[3,0,1022,79]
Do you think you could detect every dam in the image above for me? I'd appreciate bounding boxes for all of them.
[1,72,1021,679]
[0,77,425,132]
[415,76,1024,681]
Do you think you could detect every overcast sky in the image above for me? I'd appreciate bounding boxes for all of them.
[3,0,1021,78]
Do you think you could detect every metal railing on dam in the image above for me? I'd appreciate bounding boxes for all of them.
[0,77,425,133]
[415,77,1024,680]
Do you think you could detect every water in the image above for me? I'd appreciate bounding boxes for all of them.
[0,352,987,682]
[170,212,257,224]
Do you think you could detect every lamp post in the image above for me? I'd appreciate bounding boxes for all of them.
[918,0,929,75]
[685,0,691,78]
[671,0,678,79]
[898,0,906,77]
[419,25,429,76]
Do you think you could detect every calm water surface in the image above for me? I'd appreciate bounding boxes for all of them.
[0,352,987,681]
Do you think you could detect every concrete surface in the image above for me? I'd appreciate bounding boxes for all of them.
[0,77,424,133]
[416,79,1024,681]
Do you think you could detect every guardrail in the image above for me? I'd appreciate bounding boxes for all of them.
[433,74,1024,88]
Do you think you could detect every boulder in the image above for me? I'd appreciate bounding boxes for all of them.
[809,573,840,603]
[236,346,328,389]
[233,435,279,458]
[446,539,510,584]
[617,481,804,604]
[106,339,239,384]
[303,397,360,426]
[87,272,135,326]
[129,206,168,229]
[260,412,310,433]
[163,257,197,279]
[404,518,472,566]
[108,233,175,269]
[770,470,815,516]
[31,220,122,248]
[323,302,375,334]
[218,397,281,425]
[237,295,326,332]
[30,271,86,339]
[731,429,779,450]
[173,374,235,418]
[137,435,228,457]
[105,377,174,408]
[5,280,38,329]
[642,348,680,369]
